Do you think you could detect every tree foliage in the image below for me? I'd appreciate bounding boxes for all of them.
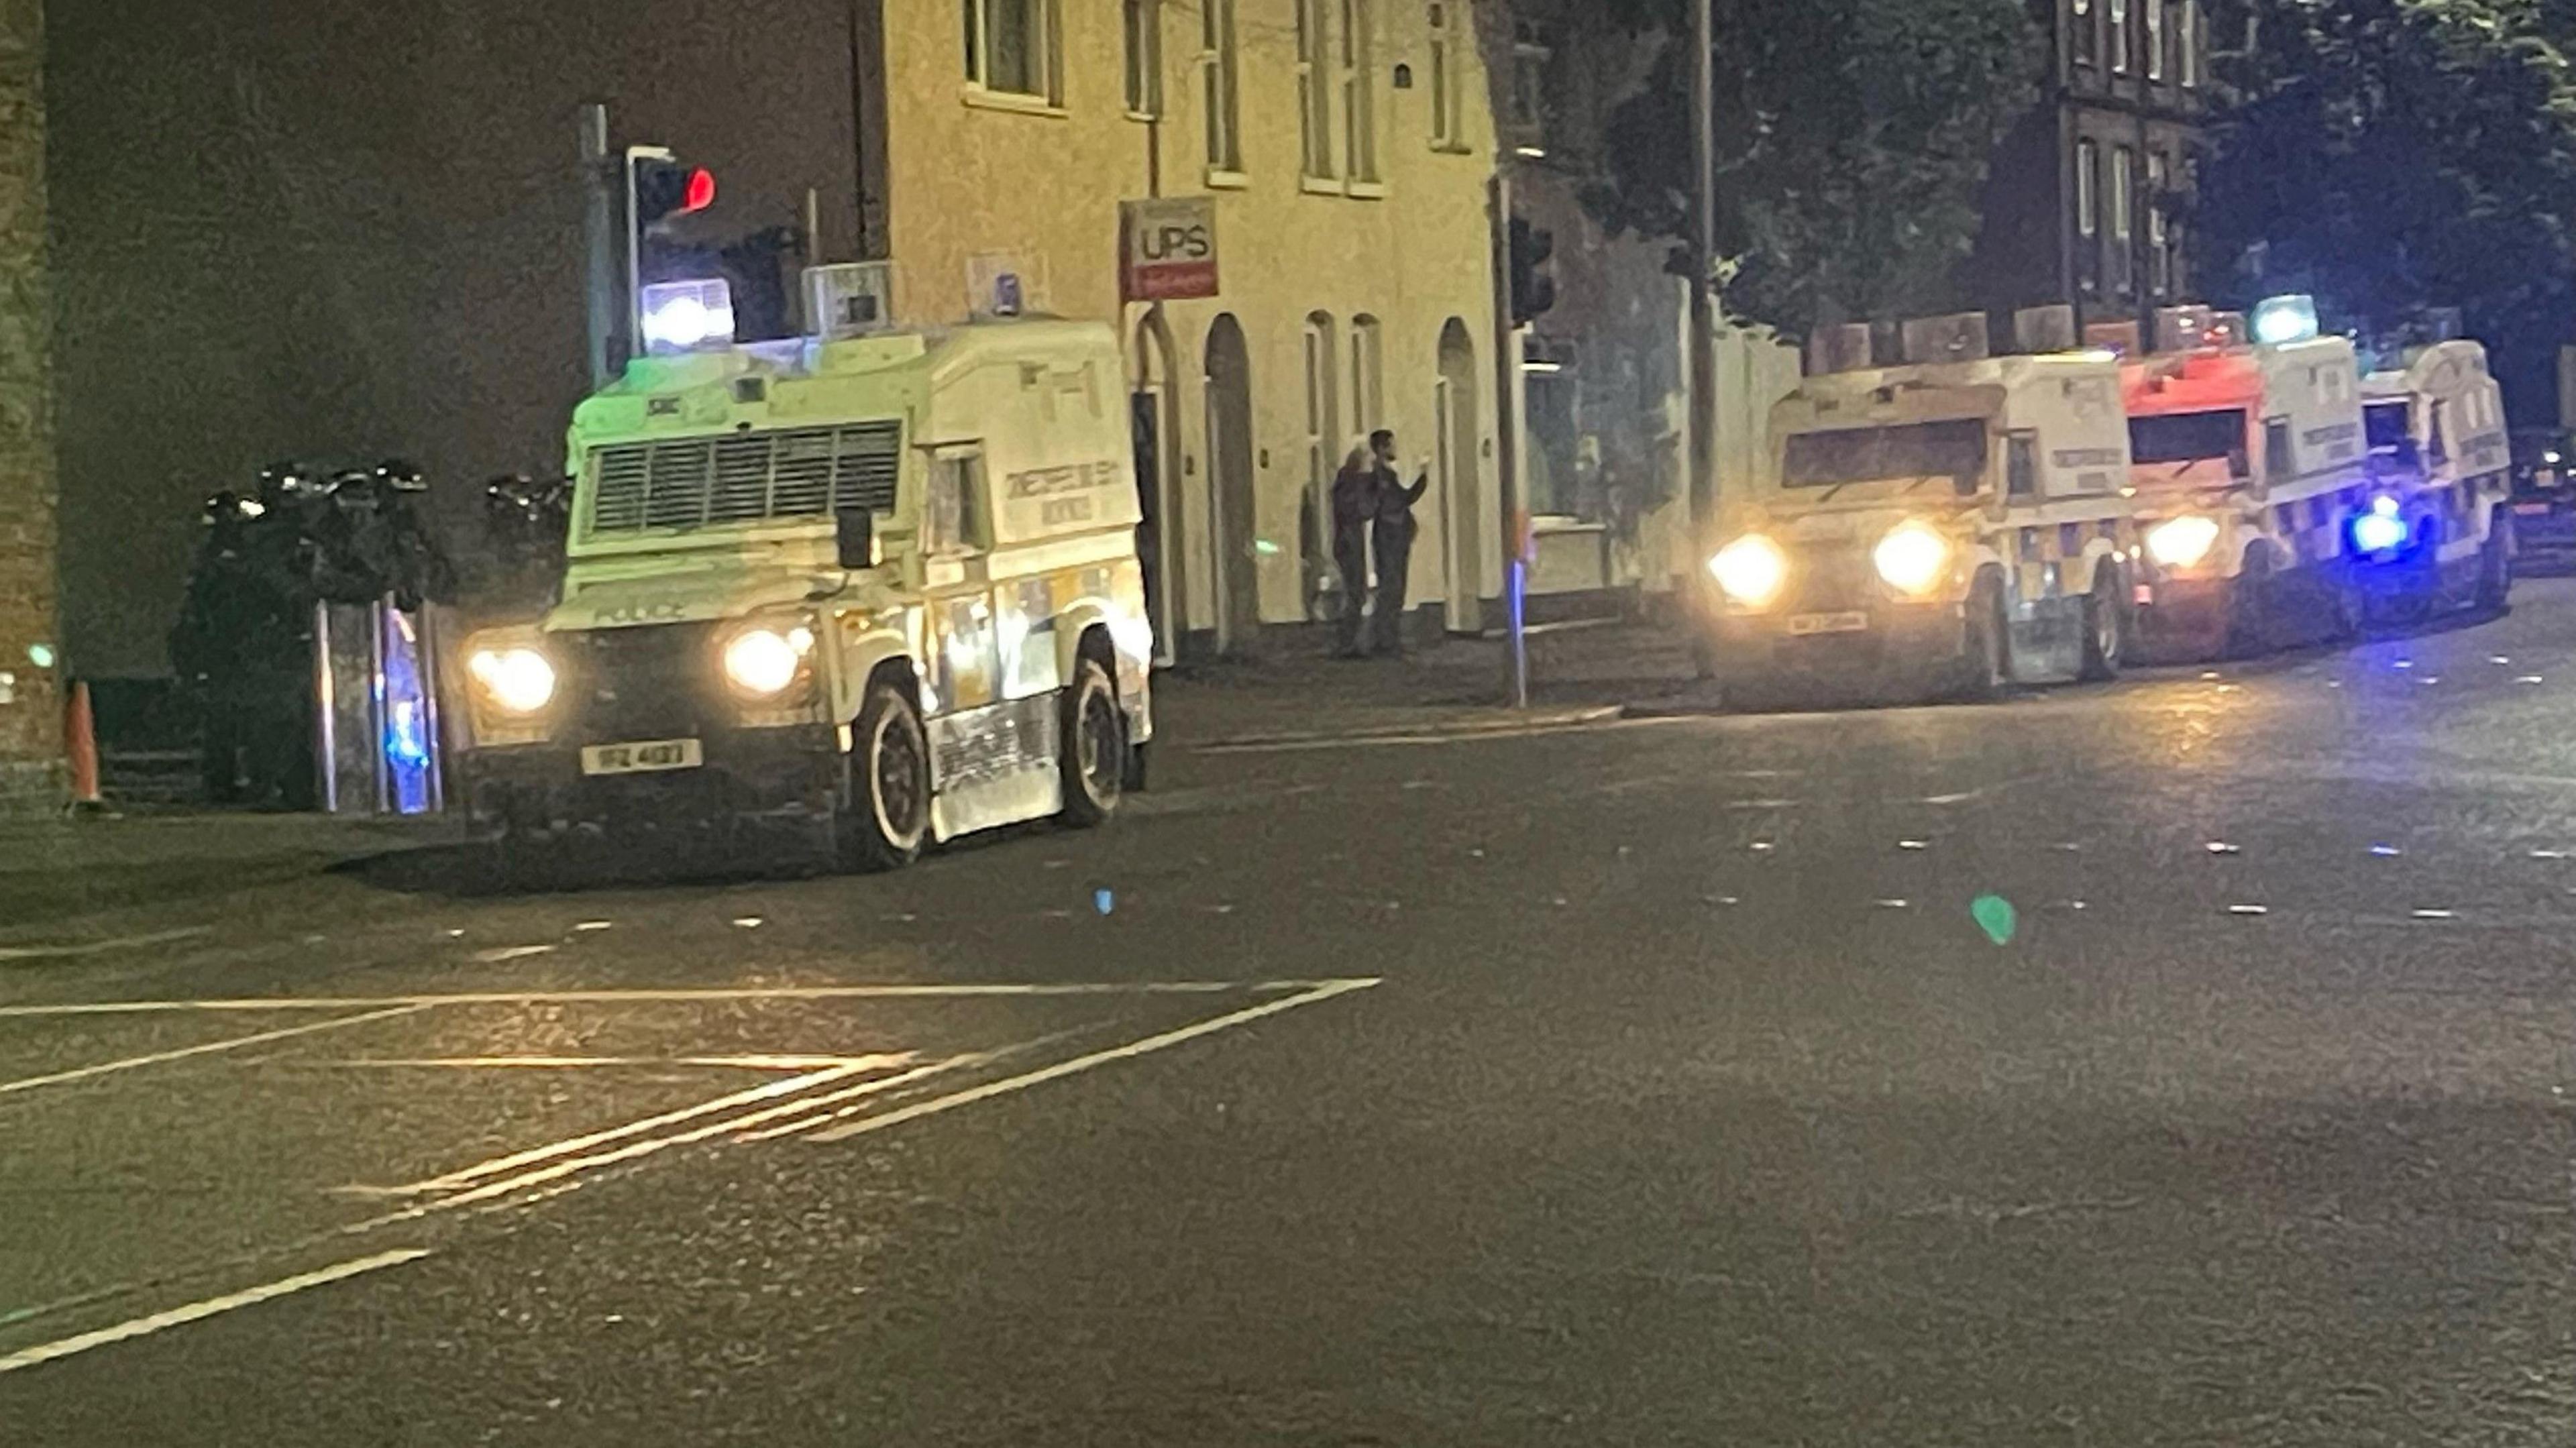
[2196,0,2576,388]
[1585,0,2039,337]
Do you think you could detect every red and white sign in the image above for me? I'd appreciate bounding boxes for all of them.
[1121,197,1220,302]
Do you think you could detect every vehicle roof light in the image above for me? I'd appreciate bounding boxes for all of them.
[639,278,737,357]
[2251,294,2320,347]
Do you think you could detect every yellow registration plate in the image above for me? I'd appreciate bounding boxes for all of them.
[580,738,704,776]
[1787,610,1870,636]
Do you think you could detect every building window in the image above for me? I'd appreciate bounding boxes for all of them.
[2146,152,2171,296]
[1124,0,1163,117]
[1202,0,1240,171]
[2076,139,2100,293]
[1349,316,1384,435]
[964,0,1061,101]
[1342,0,1379,183]
[2147,0,2165,80]
[2072,0,2096,68]
[1297,0,1335,179]
[2110,144,2135,292]
[2108,0,2130,74]
[1510,21,1552,135]
[2178,0,2199,87]
[1303,313,1341,617]
[1428,1,1463,148]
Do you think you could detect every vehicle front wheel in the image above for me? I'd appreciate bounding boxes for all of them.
[2079,569,2127,681]
[1059,655,1125,828]
[841,682,930,872]
[2478,512,2516,612]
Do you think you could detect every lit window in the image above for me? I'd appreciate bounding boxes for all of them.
[1342,0,1379,183]
[1297,0,1335,179]
[2147,0,2165,80]
[2109,0,2130,74]
[1303,313,1340,616]
[2076,139,2100,294]
[1202,0,1240,170]
[963,0,1061,102]
[1124,0,1163,117]
[2179,0,2199,87]
[2146,152,2171,296]
[2072,0,2096,68]
[2111,145,2135,292]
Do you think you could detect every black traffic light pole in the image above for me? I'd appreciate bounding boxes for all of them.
[580,103,620,390]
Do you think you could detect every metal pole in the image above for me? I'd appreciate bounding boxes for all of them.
[1686,0,1719,545]
[579,103,617,390]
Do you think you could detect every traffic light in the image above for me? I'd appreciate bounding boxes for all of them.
[629,151,716,235]
[1509,217,1557,326]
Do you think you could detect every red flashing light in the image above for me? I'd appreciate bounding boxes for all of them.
[684,167,716,215]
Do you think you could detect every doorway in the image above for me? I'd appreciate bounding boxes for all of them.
[1130,313,1181,666]
[1436,318,1483,632]
[1202,315,1260,654]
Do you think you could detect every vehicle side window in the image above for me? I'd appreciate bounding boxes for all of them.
[926,451,987,556]
[2264,417,2294,484]
[2006,433,2038,498]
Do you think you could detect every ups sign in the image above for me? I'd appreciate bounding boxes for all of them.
[1121,197,1221,302]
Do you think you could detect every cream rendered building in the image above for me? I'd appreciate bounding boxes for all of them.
[863,0,1506,655]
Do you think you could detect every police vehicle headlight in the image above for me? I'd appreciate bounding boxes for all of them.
[468,647,556,714]
[2145,515,2222,569]
[1708,535,1790,609]
[722,626,814,698]
[1872,522,1953,597]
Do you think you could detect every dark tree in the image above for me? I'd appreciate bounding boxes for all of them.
[2196,0,2576,396]
[1585,0,2040,338]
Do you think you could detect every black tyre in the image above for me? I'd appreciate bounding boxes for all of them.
[841,681,930,872]
[2223,547,2273,660]
[1059,655,1125,828]
[1955,573,2010,702]
[2079,567,2127,681]
[2477,510,2515,612]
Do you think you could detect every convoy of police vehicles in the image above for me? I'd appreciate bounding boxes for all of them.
[1693,296,2515,706]
[442,270,2514,869]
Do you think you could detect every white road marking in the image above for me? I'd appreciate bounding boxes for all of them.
[341,1055,914,1198]
[2227,904,2269,916]
[470,945,554,963]
[0,926,213,965]
[0,1006,427,1097]
[0,1249,431,1376]
[800,977,1380,1144]
[0,980,1340,1019]
[311,1054,884,1072]
[350,1051,1010,1219]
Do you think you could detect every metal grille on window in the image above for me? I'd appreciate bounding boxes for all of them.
[589,423,903,535]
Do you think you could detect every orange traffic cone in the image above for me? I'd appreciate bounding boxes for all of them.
[64,680,105,815]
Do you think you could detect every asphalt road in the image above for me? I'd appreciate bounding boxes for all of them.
[9,582,2576,1445]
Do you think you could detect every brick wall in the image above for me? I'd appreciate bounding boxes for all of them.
[0,0,63,811]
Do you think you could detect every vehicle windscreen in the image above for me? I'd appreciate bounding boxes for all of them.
[2365,401,2414,452]
[2129,408,2245,465]
[1781,419,1987,490]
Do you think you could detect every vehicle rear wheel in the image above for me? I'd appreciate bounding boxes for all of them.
[2079,568,2126,681]
[841,682,930,872]
[2478,511,2515,612]
[1059,655,1125,828]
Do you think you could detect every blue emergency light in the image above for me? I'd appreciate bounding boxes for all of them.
[2351,494,2410,556]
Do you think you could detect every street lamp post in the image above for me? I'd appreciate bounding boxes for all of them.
[1686,0,1719,545]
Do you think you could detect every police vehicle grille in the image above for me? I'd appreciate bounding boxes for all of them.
[1784,545,1874,612]
[570,624,721,741]
[588,423,902,535]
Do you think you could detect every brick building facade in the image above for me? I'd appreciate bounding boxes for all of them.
[0,0,62,811]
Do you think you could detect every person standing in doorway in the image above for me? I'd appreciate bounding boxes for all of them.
[1328,441,1380,658]
[1366,429,1430,657]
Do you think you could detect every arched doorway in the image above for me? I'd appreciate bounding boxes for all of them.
[1202,315,1260,654]
[1130,311,1182,666]
[1436,318,1483,632]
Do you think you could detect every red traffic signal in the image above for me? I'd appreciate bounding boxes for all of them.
[633,158,716,230]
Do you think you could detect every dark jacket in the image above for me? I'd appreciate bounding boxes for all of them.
[1330,459,1378,548]
[1373,467,1429,553]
